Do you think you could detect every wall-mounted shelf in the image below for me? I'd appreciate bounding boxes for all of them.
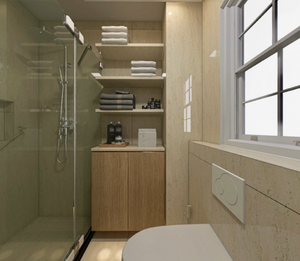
[94,76,164,88]
[95,43,164,61]
[95,109,164,115]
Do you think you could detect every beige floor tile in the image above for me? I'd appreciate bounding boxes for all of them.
[81,233,130,261]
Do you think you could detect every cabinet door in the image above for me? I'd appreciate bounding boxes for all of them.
[91,152,128,231]
[128,152,165,231]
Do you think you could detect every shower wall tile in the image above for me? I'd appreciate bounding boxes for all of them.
[165,2,202,225]
[188,141,300,260]
[0,0,39,246]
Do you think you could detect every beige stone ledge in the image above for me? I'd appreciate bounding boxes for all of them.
[189,141,300,172]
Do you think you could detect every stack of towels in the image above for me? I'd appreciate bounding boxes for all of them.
[101,26,128,45]
[131,61,156,77]
[100,91,136,110]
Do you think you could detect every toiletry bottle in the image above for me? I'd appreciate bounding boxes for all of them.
[107,122,115,144]
[115,122,123,142]
[150,98,155,109]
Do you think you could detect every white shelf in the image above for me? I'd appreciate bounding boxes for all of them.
[91,145,165,152]
[94,76,164,88]
[95,43,164,61]
[95,109,164,115]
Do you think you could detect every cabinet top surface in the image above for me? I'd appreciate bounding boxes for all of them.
[91,145,165,152]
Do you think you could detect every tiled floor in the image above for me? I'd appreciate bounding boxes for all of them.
[0,217,90,261]
[81,232,135,261]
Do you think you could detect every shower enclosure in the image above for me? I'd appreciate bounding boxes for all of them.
[0,0,100,260]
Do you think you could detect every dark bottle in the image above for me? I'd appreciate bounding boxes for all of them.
[107,122,115,144]
[150,98,155,109]
[115,121,123,142]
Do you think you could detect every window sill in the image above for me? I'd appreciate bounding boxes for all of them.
[190,140,300,172]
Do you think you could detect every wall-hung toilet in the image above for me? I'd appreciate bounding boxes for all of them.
[122,224,233,261]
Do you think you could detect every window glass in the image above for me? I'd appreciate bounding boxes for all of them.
[283,89,300,137]
[244,0,272,29]
[278,0,300,40]
[244,9,272,63]
[245,54,277,101]
[245,96,277,136]
[283,39,300,89]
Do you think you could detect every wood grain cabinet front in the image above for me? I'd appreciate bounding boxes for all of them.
[91,151,165,232]
[91,152,129,231]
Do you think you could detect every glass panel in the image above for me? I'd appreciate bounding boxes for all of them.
[283,89,300,137]
[283,39,300,89]
[0,0,78,260]
[243,8,272,64]
[244,0,272,29]
[278,0,300,40]
[245,54,277,101]
[245,96,277,136]
[76,44,99,239]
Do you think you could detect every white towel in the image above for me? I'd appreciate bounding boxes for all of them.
[102,38,128,45]
[102,26,128,32]
[131,73,156,77]
[102,32,127,39]
[131,67,156,73]
[131,61,156,67]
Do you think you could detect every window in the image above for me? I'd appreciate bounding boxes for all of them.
[221,0,300,159]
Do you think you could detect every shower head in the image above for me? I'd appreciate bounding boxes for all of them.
[27,26,54,43]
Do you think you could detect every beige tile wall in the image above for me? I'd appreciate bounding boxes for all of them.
[189,141,300,260]
[165,2,202,224]
[202,0,222,144]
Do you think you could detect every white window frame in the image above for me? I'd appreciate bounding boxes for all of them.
[220,0,300,160]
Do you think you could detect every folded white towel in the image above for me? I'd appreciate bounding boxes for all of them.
[102,26,128,32]
[131,61,156,67]
[102,32,127,39]
[102,38,128,45]
[131,73,156,77]
[131,67,156,73]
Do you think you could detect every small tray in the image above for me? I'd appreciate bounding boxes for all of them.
[99,142,129,148]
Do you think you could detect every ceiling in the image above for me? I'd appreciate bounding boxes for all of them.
[15,0,203,22]
[57,0,166,21]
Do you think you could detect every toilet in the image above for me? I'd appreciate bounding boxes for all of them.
[122,224,233,261]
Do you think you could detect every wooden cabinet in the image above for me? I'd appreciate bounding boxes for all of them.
[128,152,165,231]
[91,152,128,231]
[91,151,165,231]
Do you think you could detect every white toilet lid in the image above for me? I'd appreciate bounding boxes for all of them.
[122,224,233,261]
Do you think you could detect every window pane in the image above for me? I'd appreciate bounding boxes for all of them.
[283,39,300,89]
[244,0,272,29]
[245,54,277,101]
[283,89,300,137]
[245,96,277,136]
[278,0,300,40]
[244,9,272,63]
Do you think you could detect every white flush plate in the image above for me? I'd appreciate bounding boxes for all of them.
[212,164,246,224]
